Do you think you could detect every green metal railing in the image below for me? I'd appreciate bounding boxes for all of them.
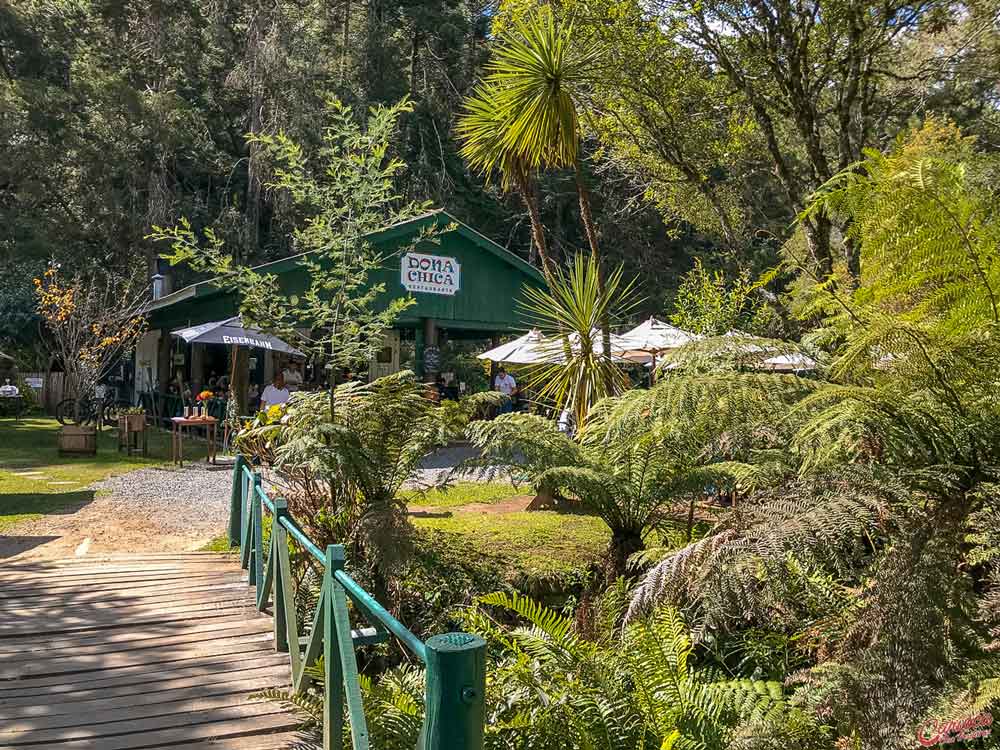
[228,455,486,750]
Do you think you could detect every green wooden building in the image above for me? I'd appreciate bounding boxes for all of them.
[136,210,545,395]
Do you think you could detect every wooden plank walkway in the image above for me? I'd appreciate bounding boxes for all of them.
[0,553,314,749]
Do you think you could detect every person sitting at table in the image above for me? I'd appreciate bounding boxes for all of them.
[260,372,290,411]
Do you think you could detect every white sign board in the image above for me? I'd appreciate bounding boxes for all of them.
[25,377,43,390]
[400,253,460,296]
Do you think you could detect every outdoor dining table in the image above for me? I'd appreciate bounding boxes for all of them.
[170,416,218,466]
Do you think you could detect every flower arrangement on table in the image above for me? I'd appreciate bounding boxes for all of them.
[184,390,214,419]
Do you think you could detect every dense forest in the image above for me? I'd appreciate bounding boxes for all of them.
[5,2,1000,749]
[3,0,999,363]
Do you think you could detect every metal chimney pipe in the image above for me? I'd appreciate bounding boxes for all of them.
[151,273,165,300]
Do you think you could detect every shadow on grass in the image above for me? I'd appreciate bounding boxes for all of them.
[1,490,96,518]
[407,509,453,518]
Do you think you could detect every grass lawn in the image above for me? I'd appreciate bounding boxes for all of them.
[402,480,526,508]
[0,416,210,533]
[413,510,609,586]
[402,479,610,585]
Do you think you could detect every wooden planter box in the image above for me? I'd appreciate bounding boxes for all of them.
[59,425,97,456]
[119,414,147,432]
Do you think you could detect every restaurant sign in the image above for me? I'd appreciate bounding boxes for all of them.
[401,252,460,296]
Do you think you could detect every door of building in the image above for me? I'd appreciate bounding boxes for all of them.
[369,330,401,381]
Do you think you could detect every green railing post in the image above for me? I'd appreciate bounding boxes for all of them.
[421,633,487,750]
[271,499,289,653]
[228,454,247,548]
[324,545,345,750]
[249,472,263,587]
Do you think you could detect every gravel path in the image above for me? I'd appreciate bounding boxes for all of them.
[88,462,236,535]
[2,462,237,561]
[2,444,490,561]
[406,443,485,487]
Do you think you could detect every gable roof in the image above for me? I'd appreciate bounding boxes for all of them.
[150,209,544,312]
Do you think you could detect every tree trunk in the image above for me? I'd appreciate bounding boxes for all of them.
[606,529,644,582]
[245,3,265,263]
[231,347,249,416]
[408,28,421,96]
[340,0,351,86]
[514,166,557,286]
[686,495,696,542]
[574,162,614,391]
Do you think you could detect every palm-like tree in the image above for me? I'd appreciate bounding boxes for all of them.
[458,7,613,364]
[458,83,557,283]
[520,252,636,428]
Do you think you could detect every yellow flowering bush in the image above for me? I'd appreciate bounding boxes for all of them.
[34,265,148,401]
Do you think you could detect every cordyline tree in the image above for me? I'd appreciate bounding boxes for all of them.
[34,265,148,422]
[458,7,618,381]
[150,98,441,418]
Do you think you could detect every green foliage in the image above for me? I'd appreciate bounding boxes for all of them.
[623,123,1000,748]
[452,592,816,749]
[461,6,597,177]
[518,253,639,426]
[151,98,431,372]
[0,259,45,367]
[670,259,779,336]
[803,119,1000,340]
[236,371,449,581]
[466,376,753,579]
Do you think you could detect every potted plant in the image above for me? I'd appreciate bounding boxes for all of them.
[119,405,147,432]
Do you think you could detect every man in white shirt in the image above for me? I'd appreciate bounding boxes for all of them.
[494,367,517,414]
[260,373,290,411]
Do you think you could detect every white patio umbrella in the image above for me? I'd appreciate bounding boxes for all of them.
[476,329,550,365]
[477,328,632,365]
[759,352,817,372]
[616,317,698,379]
[618,317,697,357]
[569,329,633,362]
[722,331,817,372]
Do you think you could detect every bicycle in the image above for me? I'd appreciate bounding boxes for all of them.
[55,392,126,427]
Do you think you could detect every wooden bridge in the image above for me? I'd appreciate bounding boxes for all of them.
[0,553,309,749]
[0,457,487,750]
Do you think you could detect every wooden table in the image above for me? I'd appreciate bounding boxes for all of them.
[170,416,217,466]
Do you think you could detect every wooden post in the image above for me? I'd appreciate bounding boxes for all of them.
[421,632,486,750]
[228,455,247,548]
[271,499,289,652]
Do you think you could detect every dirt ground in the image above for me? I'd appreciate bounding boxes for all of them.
[1,463,233,562]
